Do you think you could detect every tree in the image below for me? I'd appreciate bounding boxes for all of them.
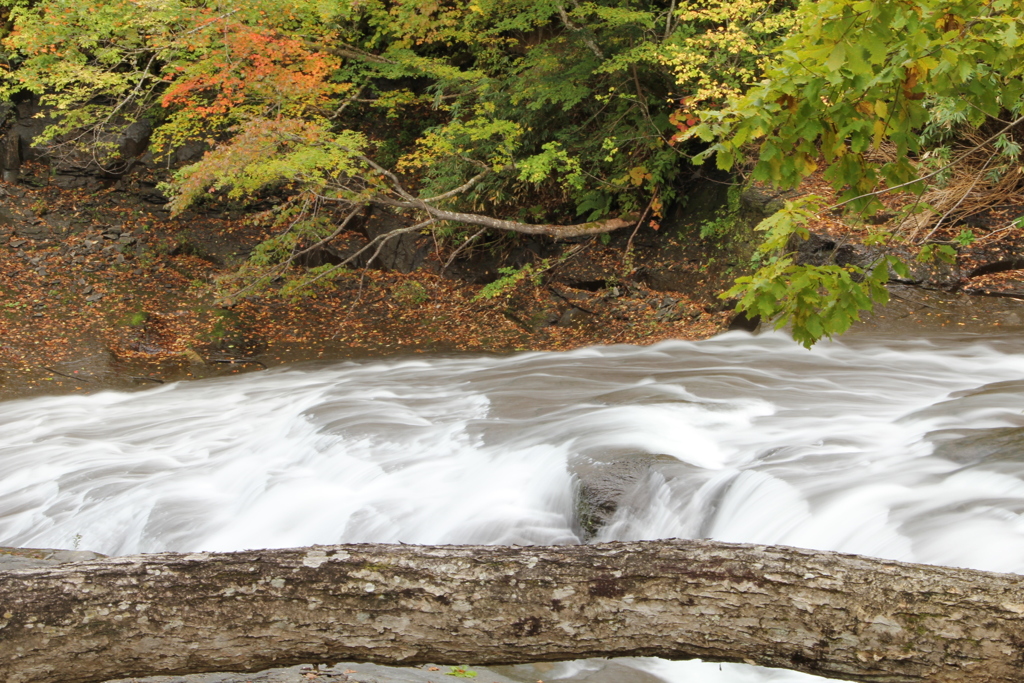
[0,0,796,295]
[689,0,1024,346]
[4,539,1024,683]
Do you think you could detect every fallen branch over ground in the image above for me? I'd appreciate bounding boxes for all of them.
[2,539,1023,683]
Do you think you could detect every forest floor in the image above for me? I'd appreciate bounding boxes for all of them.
[0,163,732,400]
[3,161,1024,401]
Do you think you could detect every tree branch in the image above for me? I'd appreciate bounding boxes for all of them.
[373,197,637,238]
[355,154,637,238]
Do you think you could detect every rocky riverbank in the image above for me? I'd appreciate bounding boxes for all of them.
[0,163,745,401]
[4,163,1024,403]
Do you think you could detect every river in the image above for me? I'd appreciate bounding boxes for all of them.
[4,330,1024,683]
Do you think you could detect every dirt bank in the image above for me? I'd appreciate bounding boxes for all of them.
[0,166,737,401]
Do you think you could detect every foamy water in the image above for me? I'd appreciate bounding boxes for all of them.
[4,330,1024,683]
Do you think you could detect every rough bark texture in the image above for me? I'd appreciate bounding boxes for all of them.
[2,539,1024,683]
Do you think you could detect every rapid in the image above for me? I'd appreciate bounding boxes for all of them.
[4,330,1024,683]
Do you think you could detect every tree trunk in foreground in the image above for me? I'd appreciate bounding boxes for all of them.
[2,540,1024,683]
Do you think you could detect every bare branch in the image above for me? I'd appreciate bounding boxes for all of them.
[374,198,637,238]
[420,168,491,203]
[556,4,604,60]
[441,227,486,272]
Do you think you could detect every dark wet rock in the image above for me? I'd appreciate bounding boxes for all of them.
[1,131,20,182]
[214,331,268,358]
[14,221,52,241]
[789,231,877,270]
[928,426,1024,466]
[136,181,170,204]
[789,231,961,290]
[557,306,587,327]
[890,246,961,290]
[119,119,154,160]
[0,206,17,230]
[728,309,761,332]
[361,209,426,273]
[740,185,788,217]
[572,457,654,540]
[44,214,72,236]
[11,99,54,163]
[173,140,208,166]
[507,306,560,332]
[52,173,106,191]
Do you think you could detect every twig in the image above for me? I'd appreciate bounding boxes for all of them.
[43,367,92,383]
[207,359,267,368]
[300,219,436,291]
[919,153,994,243]
[826,113,1024,212]
[442,228,486,272]
[623,196,656,266]
[556,4,604,60]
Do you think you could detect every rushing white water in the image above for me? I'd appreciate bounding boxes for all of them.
[4,330,1024,683]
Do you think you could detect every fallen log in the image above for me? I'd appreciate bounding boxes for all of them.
[2,539,1023,683]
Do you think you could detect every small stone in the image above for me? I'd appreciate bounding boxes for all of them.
[85,292,104,302]
[9,238,26,248]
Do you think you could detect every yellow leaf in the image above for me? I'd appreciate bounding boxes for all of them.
[873,118,886,147]
[874,100,888,119]
[628,166,649,186]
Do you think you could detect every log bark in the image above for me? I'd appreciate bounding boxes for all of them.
[2,539,1024,683]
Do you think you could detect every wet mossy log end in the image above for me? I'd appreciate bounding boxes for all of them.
[2,539,1023,683]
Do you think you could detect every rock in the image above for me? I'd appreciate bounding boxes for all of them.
[44,214,72,235]
[557,307,587,327]
[572,458,654,540]
[52,174,105,191]
[1,132,20,180]
[0,206,17,229]
[118,119,153,160]
[13,222,52,241]
[173,140,208,165]
[740,185,787,217]
[504,301,561,332]
[928,425,1024,466]
[728,310,761,332]
[789,231,875,269]
[11,99,53,162]
[86,292,105,302]
[137,185,170,204]
[362,209,426,273]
